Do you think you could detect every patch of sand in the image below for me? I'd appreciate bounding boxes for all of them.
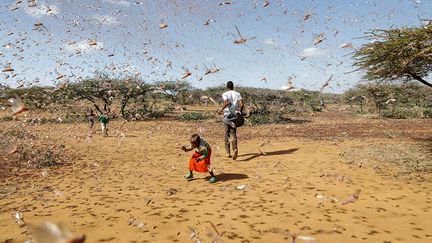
[0,121,431,242]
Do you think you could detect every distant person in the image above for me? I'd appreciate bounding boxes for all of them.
[217,81,244,160]
[320,97,327,110]
[87,109,96,134]
[182,134,217,183]
[99,111,110,136]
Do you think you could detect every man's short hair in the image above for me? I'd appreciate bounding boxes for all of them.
[227,81,234,90]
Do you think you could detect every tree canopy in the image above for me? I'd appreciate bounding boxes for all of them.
[153,80,192,103]
[353,23,432,87]
[65,76,149,118]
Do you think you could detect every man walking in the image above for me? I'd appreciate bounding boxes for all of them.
[217,81,244,160]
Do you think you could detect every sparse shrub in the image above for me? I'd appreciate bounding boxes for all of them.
[2,126,36,139]
[149,110,165,118]
[341,143,432,180]
[248,110,291,125]
[17,145,65,168]
[177,112,215,121]
[344,83,432,118]
[423,107,432,118]
[380,107,423,119]
[0,116,14,121]
[248,115,270,125]
[62,116,79,124]
[1,126,68,170]
[382,130,397,138]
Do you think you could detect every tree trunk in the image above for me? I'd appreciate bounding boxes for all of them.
[100,96,112,113]
[80,94,102,114]
[120,96,129,118]
[93,104,102,114]
[409,73,432,88]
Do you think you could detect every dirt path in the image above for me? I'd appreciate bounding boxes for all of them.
[1,121,431,242]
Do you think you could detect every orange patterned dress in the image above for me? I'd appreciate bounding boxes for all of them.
[189,138,212,173]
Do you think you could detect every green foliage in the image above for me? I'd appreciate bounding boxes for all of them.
[153,80,192,103]
[66,76,117,113]
[3,86,55,109]
[65,75,149,118]
[288,89,323,112]
[206,86,293,106]
[353,23,432,87]
[248,111,292,125]
[205,86,296,118]
[148,110,165,118]
[1,76,151,120]
[380,106,429,119]
[176,112,215,121]
[247,106,291,125]
[248,115,270,125]
[344,83,432,118]
[423,107,432,118]
[117,79,150,118]
[179,88,206,105]
[237,87,293,107]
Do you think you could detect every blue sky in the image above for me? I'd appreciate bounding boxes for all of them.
[0,0,430,93]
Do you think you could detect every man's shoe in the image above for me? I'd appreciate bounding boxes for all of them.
[232,150,238,160]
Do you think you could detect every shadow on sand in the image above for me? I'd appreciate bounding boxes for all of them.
[204,173,249,182]
[237,148,299,162]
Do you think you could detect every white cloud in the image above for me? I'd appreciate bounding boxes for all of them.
[65,40,104,54]
[263,38,277,46]
[94,15,119,25]
[25,4,59,17]
[300,47,328,58]
[103,0,130,6]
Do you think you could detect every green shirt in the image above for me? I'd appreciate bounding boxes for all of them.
[99,115,109,124]
[195,138,211,160]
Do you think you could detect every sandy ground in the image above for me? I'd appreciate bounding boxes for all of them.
[0,118,431,242]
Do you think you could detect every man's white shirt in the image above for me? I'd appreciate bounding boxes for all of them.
[222,90,242,116]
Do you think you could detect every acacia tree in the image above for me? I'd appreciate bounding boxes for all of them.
[66,76,149,118]
[66,77,117,114]
[343,83,432,116]
[154,80,191,104]
[353,23,432,87]
[118,79,149,118]
[18,86,54,109]
[1,86,56,110]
